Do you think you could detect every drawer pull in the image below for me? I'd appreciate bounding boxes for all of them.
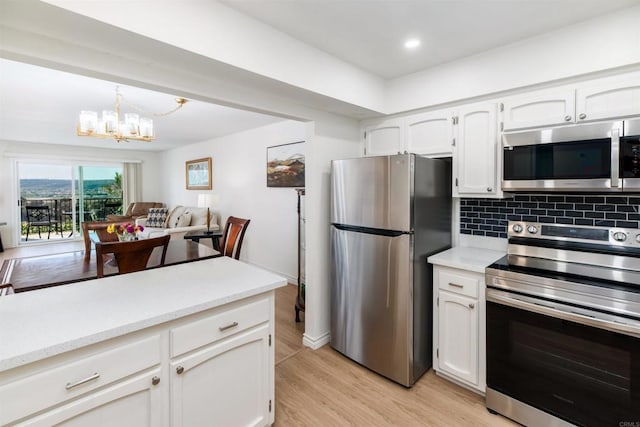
[65,372,100,390]
[219,321,239,332]
[448,282,464,288]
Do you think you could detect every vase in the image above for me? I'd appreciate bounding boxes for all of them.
[118,233,134,242]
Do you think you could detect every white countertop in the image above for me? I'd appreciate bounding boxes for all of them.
[0,257,287,372]
[428,246,505,273]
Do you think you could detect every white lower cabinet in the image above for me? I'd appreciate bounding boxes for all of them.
[18,368,163,427]
[433,265,485,394]
[437,291,478,385]
[0,292,275,427]
[171,325,271,427]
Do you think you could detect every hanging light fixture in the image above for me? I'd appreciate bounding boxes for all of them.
[77,86,188,143]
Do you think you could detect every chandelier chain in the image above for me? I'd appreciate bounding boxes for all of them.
[118,93,186,117]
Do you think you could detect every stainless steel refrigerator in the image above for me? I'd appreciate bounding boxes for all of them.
[330,154,452,387]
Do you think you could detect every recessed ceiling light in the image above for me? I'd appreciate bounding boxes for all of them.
[404,39,421,49]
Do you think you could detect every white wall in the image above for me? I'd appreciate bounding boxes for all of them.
[303,116,361,348]
[159,120,306,283]
[0,140,162,248]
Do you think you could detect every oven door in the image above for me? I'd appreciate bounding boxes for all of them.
[486,289,640,426]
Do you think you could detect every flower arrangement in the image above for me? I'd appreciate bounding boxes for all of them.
[107,222,144,241]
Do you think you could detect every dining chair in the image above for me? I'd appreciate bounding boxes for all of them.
[82,221,120,262]
[95,234,170,278]
[220,216,250,259]
[25,205,62,241]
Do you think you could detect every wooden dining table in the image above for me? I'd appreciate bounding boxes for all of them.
[0,240,220,293]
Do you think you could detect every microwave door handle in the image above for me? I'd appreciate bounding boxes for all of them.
[611,128,620,188]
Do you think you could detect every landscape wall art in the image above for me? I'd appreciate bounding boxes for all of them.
[267,141,305,188]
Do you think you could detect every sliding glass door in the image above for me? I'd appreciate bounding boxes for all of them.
[17,161,123,244]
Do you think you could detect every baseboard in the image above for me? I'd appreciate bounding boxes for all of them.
[303,331,330,349]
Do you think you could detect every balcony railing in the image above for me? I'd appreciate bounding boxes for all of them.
[21,196,123,237]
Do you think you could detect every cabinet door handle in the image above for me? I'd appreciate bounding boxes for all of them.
[65,372,100,390]
[564,115,572,121]
[152,376,160,386]
[219,321,239,332]
[579,113,587,120]
[469,303,475,309]
[487,187,493,192]
[176,366,184,375]
[448,282,464,288]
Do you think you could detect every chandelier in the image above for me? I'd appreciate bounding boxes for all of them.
[77,87,188,143]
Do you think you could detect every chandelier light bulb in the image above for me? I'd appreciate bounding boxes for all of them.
[77,86,184,142]
[78,111,97,133]
[102,110,117,134]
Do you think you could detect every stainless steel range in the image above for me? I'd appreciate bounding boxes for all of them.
[485,221,640,427]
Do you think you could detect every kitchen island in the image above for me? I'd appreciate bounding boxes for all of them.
[0,257,286,426]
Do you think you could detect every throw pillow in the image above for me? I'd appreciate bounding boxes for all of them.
[146,207,168,228]
[164,205,185,228]
[172,211,192,228]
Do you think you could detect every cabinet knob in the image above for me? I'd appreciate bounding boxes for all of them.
[176,366,184,375]
[564,115,572,121]
[487,187,493,192]
[579,113,587,120]
[469,303,475,309]
[152,376,160,386]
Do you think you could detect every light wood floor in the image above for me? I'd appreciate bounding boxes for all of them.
[4,245,515,426]
[273,285,516,427]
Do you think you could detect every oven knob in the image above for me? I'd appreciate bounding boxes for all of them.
[527,225,538,234]
[512,224,523,233]
[613,232,627,242]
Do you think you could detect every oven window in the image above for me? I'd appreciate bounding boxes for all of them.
[487,301,640,426]
[504,139,611,180]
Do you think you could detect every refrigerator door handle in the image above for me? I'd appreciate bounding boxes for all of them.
[332,223,409,237]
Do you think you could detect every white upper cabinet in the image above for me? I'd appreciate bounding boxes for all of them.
[454,102,498,197]
[501,72,640,131]
[502,88,575,131]
[363,119,404,156]
[406,110,454,157]
[576,73,640,123]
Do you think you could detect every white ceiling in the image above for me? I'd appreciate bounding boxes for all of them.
[0,58,285,152]
[222,0,640,79]
[2,0,640,152]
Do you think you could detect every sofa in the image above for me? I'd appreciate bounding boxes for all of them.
[106,202,164,222]
[135,205,219,240]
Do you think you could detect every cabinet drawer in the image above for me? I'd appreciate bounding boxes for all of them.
[170,296,270,358]
[438,269,479,298]
[0,335,161,426]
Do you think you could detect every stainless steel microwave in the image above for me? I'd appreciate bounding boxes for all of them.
[502,118,640,192]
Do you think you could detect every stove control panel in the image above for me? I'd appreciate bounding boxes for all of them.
[508,221,640,248]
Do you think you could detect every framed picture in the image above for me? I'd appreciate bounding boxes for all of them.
[267,141,305,188]
[185,157,212,190]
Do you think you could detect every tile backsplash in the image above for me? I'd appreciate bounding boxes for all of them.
[460,194,640,238]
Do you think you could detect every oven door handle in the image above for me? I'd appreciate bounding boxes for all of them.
[487,289,640,338]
